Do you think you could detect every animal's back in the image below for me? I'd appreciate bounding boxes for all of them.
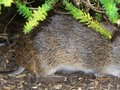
[29,14,112,76]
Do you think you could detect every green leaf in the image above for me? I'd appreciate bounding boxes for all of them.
[62,0,112,39]
[1,0,13,7]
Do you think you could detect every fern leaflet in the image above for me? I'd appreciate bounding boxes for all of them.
[0,0,13,7]
[100,0,119,23]
[62,0,111,39]
[17,2,32,19]
[23,0,58,33]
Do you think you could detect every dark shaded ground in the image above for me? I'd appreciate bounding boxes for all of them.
[0,73,120,90]
[0,12,120,90]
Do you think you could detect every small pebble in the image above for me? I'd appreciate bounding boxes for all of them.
[54,84,62,89]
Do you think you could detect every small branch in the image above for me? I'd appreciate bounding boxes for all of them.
[82,0,105,13]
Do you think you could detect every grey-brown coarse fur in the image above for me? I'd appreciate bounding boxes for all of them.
[8,14,120,77]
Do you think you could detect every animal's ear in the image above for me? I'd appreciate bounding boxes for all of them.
[111,30,120,43]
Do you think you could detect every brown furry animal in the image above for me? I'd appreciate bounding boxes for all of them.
[1,14,120,78]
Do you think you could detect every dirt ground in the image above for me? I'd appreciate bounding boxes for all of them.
[0,12,120,90]
[0,71,120,90]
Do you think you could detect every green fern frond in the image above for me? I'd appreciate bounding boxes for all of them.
[24,0,58,33]
[62,0,111,39]
[24,17,39,33]
[114,0,120,3]
[100,0,119,23]
[0,0,13,7]
[0,0,14,13]
[16,2,32,19]
[24,6,47,33]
